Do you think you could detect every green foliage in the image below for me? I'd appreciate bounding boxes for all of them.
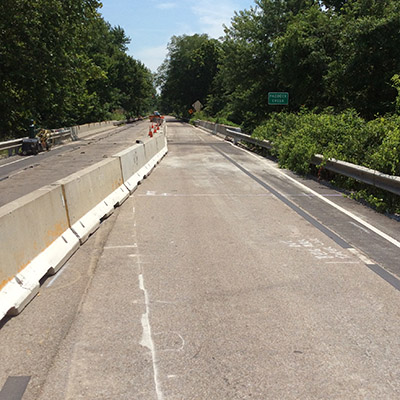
[189,111,240,127]
[392,74,400,114]
[157,0,400,128]
[157,34,221,117]
[366,116,400,175]
[325,0,400,118]
[0,0,156,139]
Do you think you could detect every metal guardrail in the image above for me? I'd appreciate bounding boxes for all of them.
[47,129,72,142]
[310,155,400,196]
[0,129,72,156]
[0,138,26,152]
[226,129,273,150]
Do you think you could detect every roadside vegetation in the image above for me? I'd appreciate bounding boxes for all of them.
[252,109,400,213]
[0,0,156,140]
[156,0,400,214]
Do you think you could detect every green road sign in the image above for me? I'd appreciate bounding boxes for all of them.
[268,92,289,105]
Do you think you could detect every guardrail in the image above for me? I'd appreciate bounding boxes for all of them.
[310,155,400,197]
[47,129,73,143]
[0,118,147,157]
[225,129,273,150]
[0,129,73,156]
[194,120,400,197]
[0,138,26,154]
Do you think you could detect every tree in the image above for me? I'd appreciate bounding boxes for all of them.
[216,1,292,129]
[325,0,400,118]
[274,4,338,110]
[0,0,156,139]
[157,34,221,116]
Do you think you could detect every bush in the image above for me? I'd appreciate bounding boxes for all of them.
[189,111,240,127]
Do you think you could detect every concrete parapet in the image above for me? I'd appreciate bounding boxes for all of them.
[71,121,117,139]
[0,185,79,319]
[57,158,129,243]
[113,133,168,193]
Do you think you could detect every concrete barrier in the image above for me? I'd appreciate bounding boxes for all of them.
[71,120,117,139]
[155,133,168,162]
[0,131,168,321]
[0,185,79,319]
[57,158,129,243]
[114,132,168,193]
[140,131,168,175]
[114,144,146,193]
[143,136,159,174]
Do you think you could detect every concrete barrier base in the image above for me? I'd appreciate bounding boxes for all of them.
[0,228,79,319]
[123,147,168,193]
[0,279,40,318]
[71,184,129,243]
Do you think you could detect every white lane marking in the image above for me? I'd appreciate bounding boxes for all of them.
[0,156,34,168]
[348,221,370,234]
[325,261,360,264]
[46,263,69,287]
[104,244,137,249]
[139,273,164,400]
[229,141,400,250]
[137,193,274,198]
[348,248,375,265]
[137,192,342,198]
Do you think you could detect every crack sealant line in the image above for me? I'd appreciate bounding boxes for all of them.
[131,202,163,398]
[223,139,400,250]
[212,145,350,249]
[133,210,164,400]
[139,272,164,400]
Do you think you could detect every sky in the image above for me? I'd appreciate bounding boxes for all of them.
[100,0,256,73]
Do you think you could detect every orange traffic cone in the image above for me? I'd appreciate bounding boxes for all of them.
[148,127,153,137]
